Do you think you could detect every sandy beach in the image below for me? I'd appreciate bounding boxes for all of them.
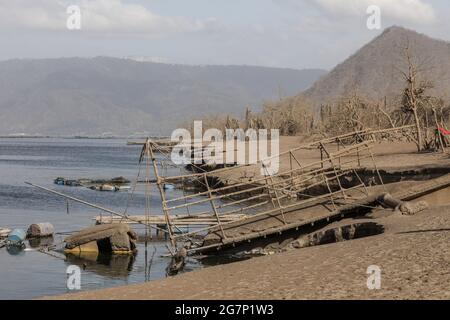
[46,200,450,300]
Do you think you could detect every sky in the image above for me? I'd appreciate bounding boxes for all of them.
[0,0,449,70]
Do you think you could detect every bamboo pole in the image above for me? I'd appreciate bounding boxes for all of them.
[369,151,387,192]
[150,128,394,249]
[181,159,365,215]
[156,126,410,184]
[167,146,371,211]
[289,151,294,192]
[147,140,176,251]
[322,172,337,211]
[203,173,226,239]
[263,164,287,224]
[165,142,372,204]
[161,129,374,182]
[25,182,168,233]
[352,169,369,196]
[320,142,348,201]
[174,184,366,240]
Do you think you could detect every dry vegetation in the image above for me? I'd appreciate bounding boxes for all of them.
[188,41,450,152]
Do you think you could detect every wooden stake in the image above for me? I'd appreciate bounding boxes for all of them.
[147,139,177,251]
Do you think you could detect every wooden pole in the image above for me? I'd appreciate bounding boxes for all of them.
[25,182,168,233]
[174,184,366,241]
[147,139,177,252]
[321,172,337,211]
[203,173,227,239]
[289,151,294,191]
[166,144,372,211]
[263,163,287,224]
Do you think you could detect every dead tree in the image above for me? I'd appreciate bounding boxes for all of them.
[378,96,396,128]
[398,41,433,152]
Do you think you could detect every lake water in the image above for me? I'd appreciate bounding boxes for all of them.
[0,138,226,299]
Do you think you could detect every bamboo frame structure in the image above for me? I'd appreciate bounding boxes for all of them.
[145,127,415,253]
[25,126,418,255]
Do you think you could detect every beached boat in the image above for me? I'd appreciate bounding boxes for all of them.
[116,185,131,191]
[89,184,113,191]
[88,183,131,192]
[55,176,131,191]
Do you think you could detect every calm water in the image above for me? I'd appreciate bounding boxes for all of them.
[0,138,221,299]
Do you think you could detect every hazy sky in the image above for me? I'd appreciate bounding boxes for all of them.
[0,0,449,69]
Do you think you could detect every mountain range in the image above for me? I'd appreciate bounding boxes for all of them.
[0,58,325,136]
[2,26,449,136]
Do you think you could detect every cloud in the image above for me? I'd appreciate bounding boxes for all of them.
[308,0,436,24]
[0,0,217,35]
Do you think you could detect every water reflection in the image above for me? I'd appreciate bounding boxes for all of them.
[6,245,25,256]
[0,138,244,298]
[65,252,136,279]
[28,236,54,248]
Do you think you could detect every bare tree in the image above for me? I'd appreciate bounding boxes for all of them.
[378,96,396,128]
[397,41,434,152]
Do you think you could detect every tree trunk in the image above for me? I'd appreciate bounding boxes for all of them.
[412,107,422,152]
[433,108,445,153]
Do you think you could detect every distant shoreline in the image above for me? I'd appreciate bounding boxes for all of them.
[0,135,169,140]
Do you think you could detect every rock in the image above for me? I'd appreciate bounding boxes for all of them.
[334,227,344,242]
[399,201,429,215]
[292,237,310,248]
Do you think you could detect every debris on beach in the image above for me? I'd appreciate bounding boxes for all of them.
[64,224,137,255]
[55,176,130,186]
[0,227,11,239]
[377,193,429,215]
[89,183,131,192]
[54,177,81,186]
[1,225,56,251]
[166,247,187,276]
[5,229,27,250]
[54,176,131,191]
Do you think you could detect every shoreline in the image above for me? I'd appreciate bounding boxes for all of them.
[44,203,450,300]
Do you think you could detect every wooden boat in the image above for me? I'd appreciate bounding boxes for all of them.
[89,184,116,191]
[89,184,131,192]
[116,185,131,191]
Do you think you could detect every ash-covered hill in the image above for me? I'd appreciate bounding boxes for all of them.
[303,26,450,104]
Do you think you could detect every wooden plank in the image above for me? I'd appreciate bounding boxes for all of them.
[394,173,450,201]
[95,214,246,225]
